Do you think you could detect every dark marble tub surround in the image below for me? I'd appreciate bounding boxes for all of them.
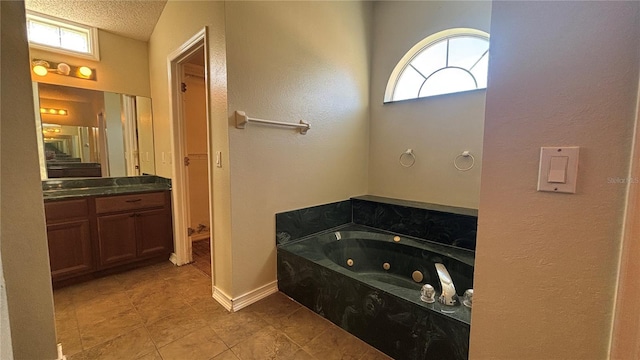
[352,196,478,251]
[276,197,477,359]
[281,224,474,323]
[278,247,470,360]
[42,175,172,200]
[275,200,352,245]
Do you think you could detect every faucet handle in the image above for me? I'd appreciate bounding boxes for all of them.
[462,289,473,308]
[420,284,436,303]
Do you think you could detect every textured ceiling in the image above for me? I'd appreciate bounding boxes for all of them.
[25,0,167,41]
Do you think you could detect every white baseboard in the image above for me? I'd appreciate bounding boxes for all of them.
[56,343,66,360]
[212,281,278,312]
[232,281,278,311]
[212,287,233,311]
[169,253,178,265]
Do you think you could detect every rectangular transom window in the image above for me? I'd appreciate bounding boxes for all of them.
[26,11,100,60]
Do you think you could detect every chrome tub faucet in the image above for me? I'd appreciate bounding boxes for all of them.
[435,263,458,306]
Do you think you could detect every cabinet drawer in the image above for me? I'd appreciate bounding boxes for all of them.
[45,199,89,222]
[95,192,166,214]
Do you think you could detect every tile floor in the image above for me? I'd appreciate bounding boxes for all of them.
[53,242,392,360]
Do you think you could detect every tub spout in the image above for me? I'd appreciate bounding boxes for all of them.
[435,263,458,306]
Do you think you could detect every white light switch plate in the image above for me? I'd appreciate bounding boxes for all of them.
[537,146,579,193]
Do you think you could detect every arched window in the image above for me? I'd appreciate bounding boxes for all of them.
[384,28,490,103]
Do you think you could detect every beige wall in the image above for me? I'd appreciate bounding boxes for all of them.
[1,1,58,359]
[225,1,371,296]
[611,80,640,358]
[471,2,640,359]
[369,1,491,209]
[148,0,233,293]
[30,29,150,97]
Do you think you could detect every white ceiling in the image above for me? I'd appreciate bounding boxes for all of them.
[25,0,168,41]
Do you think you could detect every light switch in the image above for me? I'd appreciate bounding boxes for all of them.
[537,146,579,193]
[548,156,568,183]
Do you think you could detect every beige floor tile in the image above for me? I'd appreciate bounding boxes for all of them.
[191,298,232,325]
[213,349,240,360]
[124,277,171,303]
[230,325,300,360]
[171,274,214,306]
[71,276,123,303]
[57,326,83,356]
[158,325,228,360]
[303,325,371,360]
[116,262,176,290]
[83,327,155,360]
[209,310,268,348]
[131,289,191,324]
[55,307,78,335]
[54,257,386,360]
[146,307,209,348]
[272,306,330,347]
[66,351,85,360]
[75,292,134,327]
[53,287,75,313]
[244,292,301,324]
[79,307,144,349]
[291,348,316,360]
[136,350,163,360]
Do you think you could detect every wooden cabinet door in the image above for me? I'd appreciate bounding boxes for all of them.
[46,219,93,280]
[96,213,137,268]
[136,208,173,258]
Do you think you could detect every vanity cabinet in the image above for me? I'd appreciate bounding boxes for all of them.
[44,199,94,282]
[95,192,173,268]
[44,190,173,287]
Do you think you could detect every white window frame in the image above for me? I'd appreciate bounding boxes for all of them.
[384,28,489,103]
[26,11,100,61]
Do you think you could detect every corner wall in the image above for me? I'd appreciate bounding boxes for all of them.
[1,1,58,358]
[368,1,491,209]
[148,1,233,294]
[225,1,371,296]
[471,2,640,359]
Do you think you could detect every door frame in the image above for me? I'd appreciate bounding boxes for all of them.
[167,27,214,270]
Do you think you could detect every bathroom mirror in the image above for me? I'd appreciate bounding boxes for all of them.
[33,83,156,179]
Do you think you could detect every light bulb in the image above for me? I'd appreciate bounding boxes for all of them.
[40,108,47,113]
[33,65,49,76]
[78,66,92,78]
[49,109,56,114]
[58,109,67,115]
[57,63,71,75]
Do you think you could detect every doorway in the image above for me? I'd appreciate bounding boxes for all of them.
[167,28,214,283]
[181,54,212,277]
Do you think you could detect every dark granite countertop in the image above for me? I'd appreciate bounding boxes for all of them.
[42,175,171,201]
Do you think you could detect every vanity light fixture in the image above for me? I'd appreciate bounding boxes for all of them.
[40,107,68,116]
[32,59,96,81]
[42,123,62,134]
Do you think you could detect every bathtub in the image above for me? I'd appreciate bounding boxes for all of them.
[277,224,474,360]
